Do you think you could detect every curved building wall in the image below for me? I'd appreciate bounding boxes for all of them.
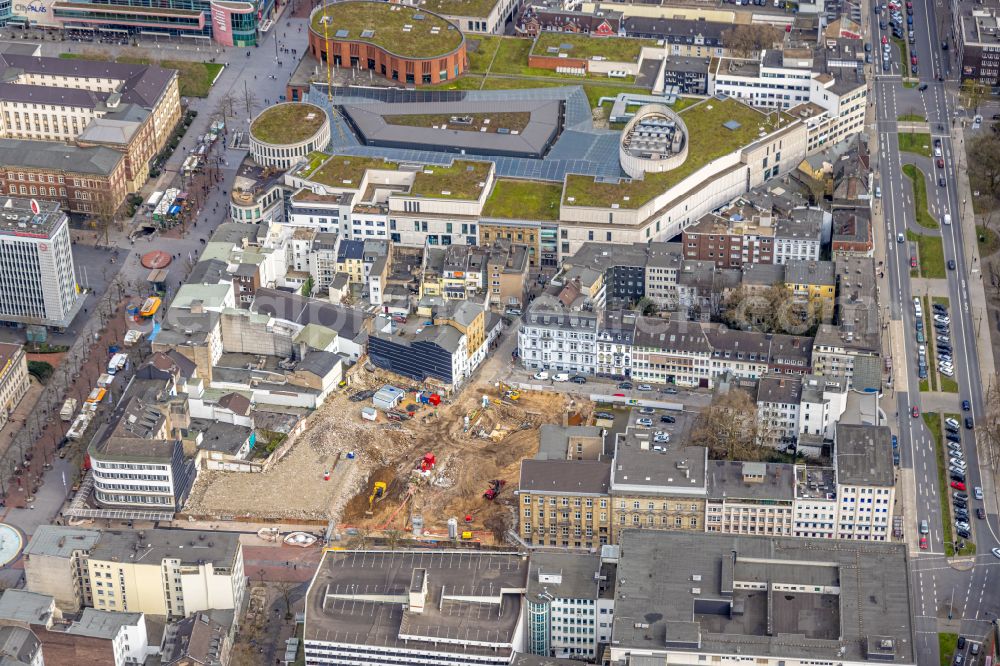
[619,104,689,179]
[249,105,331,170]
[307,6,467,86]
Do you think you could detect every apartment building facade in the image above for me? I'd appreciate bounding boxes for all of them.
[518,459,612,549]
[705,461,796,536]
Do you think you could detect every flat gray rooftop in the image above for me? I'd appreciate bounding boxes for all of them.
[836,424,894,487]
[612,530,916,663]
[706,459,795,502]
[90,529,239,568]
[525,552,605,604]
[612,433,706,496]
[305,550,528,657]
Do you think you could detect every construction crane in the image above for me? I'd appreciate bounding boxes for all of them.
[365,481,387,516]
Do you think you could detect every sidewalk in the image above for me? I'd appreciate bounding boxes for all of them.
[951,125,1000,519]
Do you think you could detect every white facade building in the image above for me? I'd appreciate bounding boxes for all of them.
[798,374,849,439]
[0,197,83,328]
[518,302,598,376]
[835,425,895,541]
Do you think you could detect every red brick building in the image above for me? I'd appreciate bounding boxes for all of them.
[307,1,467,86]
[682,213,775,268]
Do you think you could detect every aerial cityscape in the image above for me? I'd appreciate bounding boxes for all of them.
[0,0,992,663]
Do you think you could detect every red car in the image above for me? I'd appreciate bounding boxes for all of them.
[910,256,918,267]
[937,158,945,168]
[912,406,920,417]
[882,35,889,44]
[951,481,966,491]
[920,535,928,549]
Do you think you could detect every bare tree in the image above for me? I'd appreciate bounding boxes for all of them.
[721,24,783,58]
[213,92,238,121]
[274,580,296,620]
[241,87,260,118]
[228,643,261,666]
[89,192,121,247]
[484,511,512,544]
[979,373,1000,471]
[967,132,1000,203]
[961,79,989,115]
[691,388,767,461]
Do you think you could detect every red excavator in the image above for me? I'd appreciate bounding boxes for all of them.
[483,479,507,500]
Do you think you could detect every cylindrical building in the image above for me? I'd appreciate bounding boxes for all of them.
[249,102,331,170]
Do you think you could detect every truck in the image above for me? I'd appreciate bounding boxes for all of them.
[107,353,128,375]
[60,398,78,422]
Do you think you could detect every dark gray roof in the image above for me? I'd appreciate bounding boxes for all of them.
[296,350,342,377]
[785,260,836,287]
[836,424,894,486]
[188,258,231,285]
[90,529,240,568]
[67,609,143,639]
[612,437,708,495]
[0,626,39,665]
[0,53,176,109]
[251,288,368,342]
[707,460,794,501]
[632,318,712,354]
[23,525,100,559]
[525,552,604,604]
[612,530,916,663]
[341,99,561,159]
[757,375,803,404]
[519,459,610,495]
[337,239,364,262]
[0,139,122,175]
[189,418,252,455]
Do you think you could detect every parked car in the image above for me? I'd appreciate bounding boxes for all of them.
[571,375,587,384]
[962,400,971,411]
[660,415,676,424]
[637,384,652,391]
[636,417,653,427]
[618,381,633,390]
[638,407,655,415]
[533,371,549,380]
[974,486,983,499]
[951,480,967,491]
[945,417,960,429]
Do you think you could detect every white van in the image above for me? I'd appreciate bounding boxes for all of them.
[553,372,570,382]
[943,214,952,225]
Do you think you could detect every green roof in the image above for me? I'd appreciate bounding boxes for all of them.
[564,98,794,209]
[532,33,654,64]
[250,103,327,145]
[421,0,499,18]
[482,178,562,220]
[310,0,464,59]
[294,323,338,350]
[309,155,399,188]
[410,160,492,200]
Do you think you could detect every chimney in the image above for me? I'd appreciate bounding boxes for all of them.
[408,568,428,614]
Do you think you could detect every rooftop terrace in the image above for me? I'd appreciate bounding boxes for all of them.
[420,0,500,18]
[310,1,464,59]
[563,97,793,209]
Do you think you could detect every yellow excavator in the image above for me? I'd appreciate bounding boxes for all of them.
[365,481,387,516]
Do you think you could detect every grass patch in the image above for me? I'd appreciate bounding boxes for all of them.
[411,159,493,200]
[533,32,653,63]
[489,38,533,75]
[309,155,399,187]
[564,98,793,208]
[467,36,502,74]
[977,224,1000,257]
[898,113,926,121]
[898,132,933,157]
[485,37,637,83]
[907,229,946,279]
[250,103,327,144]
[902,79,918,88]
[902,164,940,229]
[309,2,462,59]
[939,632,958,666]
[58,52,221,97]
[482,178,562,220]
[385,111,530,133]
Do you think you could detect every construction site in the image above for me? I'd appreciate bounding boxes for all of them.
[183,365,577,545]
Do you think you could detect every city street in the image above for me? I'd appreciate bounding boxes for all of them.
[872,0,1000,660]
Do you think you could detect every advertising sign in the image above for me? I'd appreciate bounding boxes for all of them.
[12,0,60,28]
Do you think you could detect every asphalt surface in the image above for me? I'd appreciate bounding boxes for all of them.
[873,0,1000,661]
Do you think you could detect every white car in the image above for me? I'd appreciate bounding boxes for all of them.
[533,371,549,380]
[992,547,1000,559]
[638,384,652,391]
[974,486,983,499]
[946,417,960,428]
[636,417,653,427]
[934,315,951,324]
[955,520,970,531]
[941,368,955,377]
